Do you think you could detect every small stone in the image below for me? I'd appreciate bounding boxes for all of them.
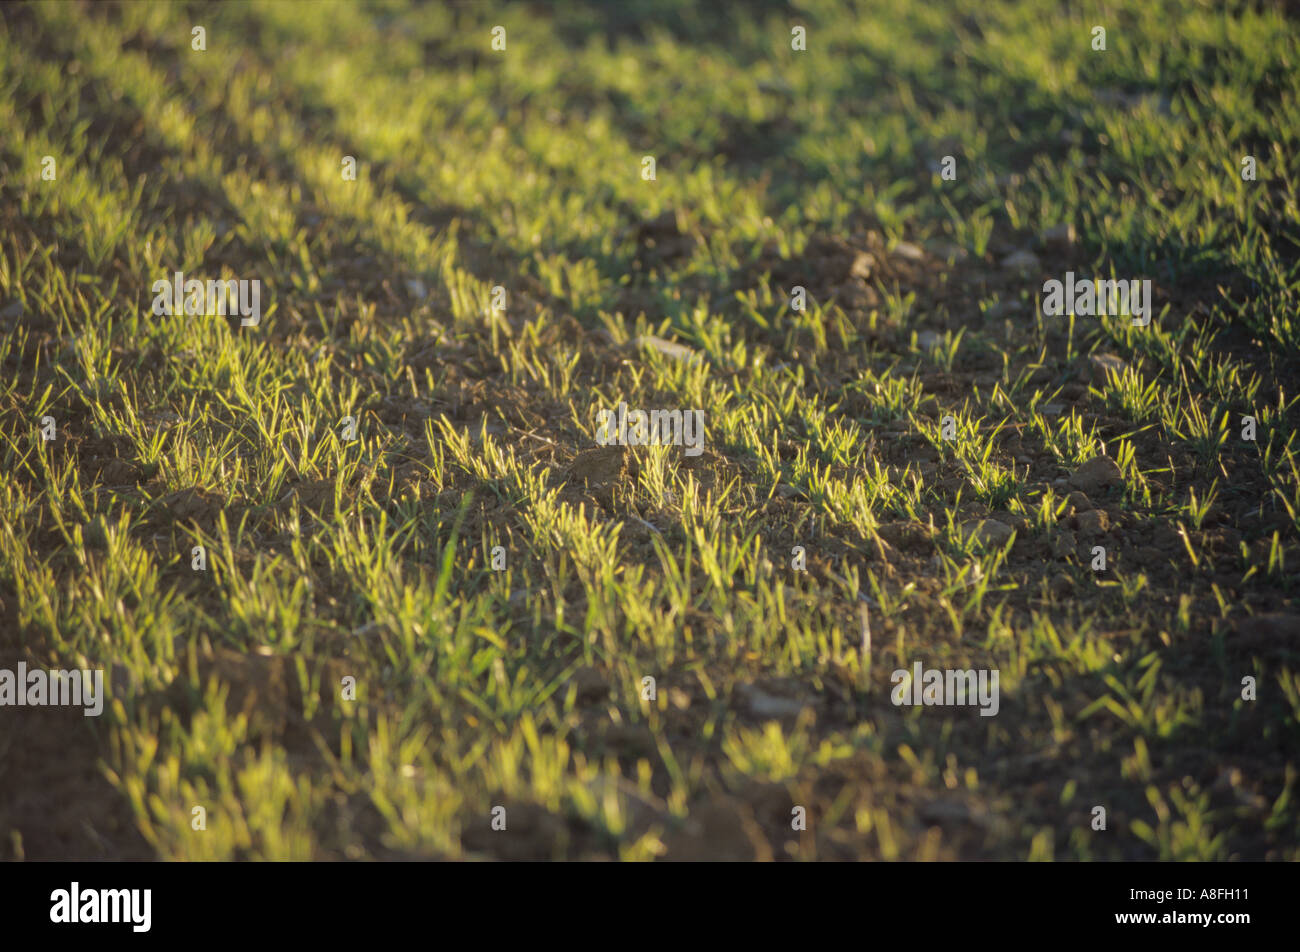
[636,334,699,363]
[745,687,808,719]
[917,330,943,353]
[405,277,428,299]
[850,251,875,280]
[917,797,986,826]
[1001,249,1040,272]
[892,241,926,261]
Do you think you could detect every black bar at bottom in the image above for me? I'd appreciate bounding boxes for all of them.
[0,860,1291,940]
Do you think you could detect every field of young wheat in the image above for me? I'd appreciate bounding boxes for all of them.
[1,0,1297,861]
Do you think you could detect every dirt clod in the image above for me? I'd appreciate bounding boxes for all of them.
[1076,509,1109,537]
[962,518,1014,547]
[1069,455,1123,494]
